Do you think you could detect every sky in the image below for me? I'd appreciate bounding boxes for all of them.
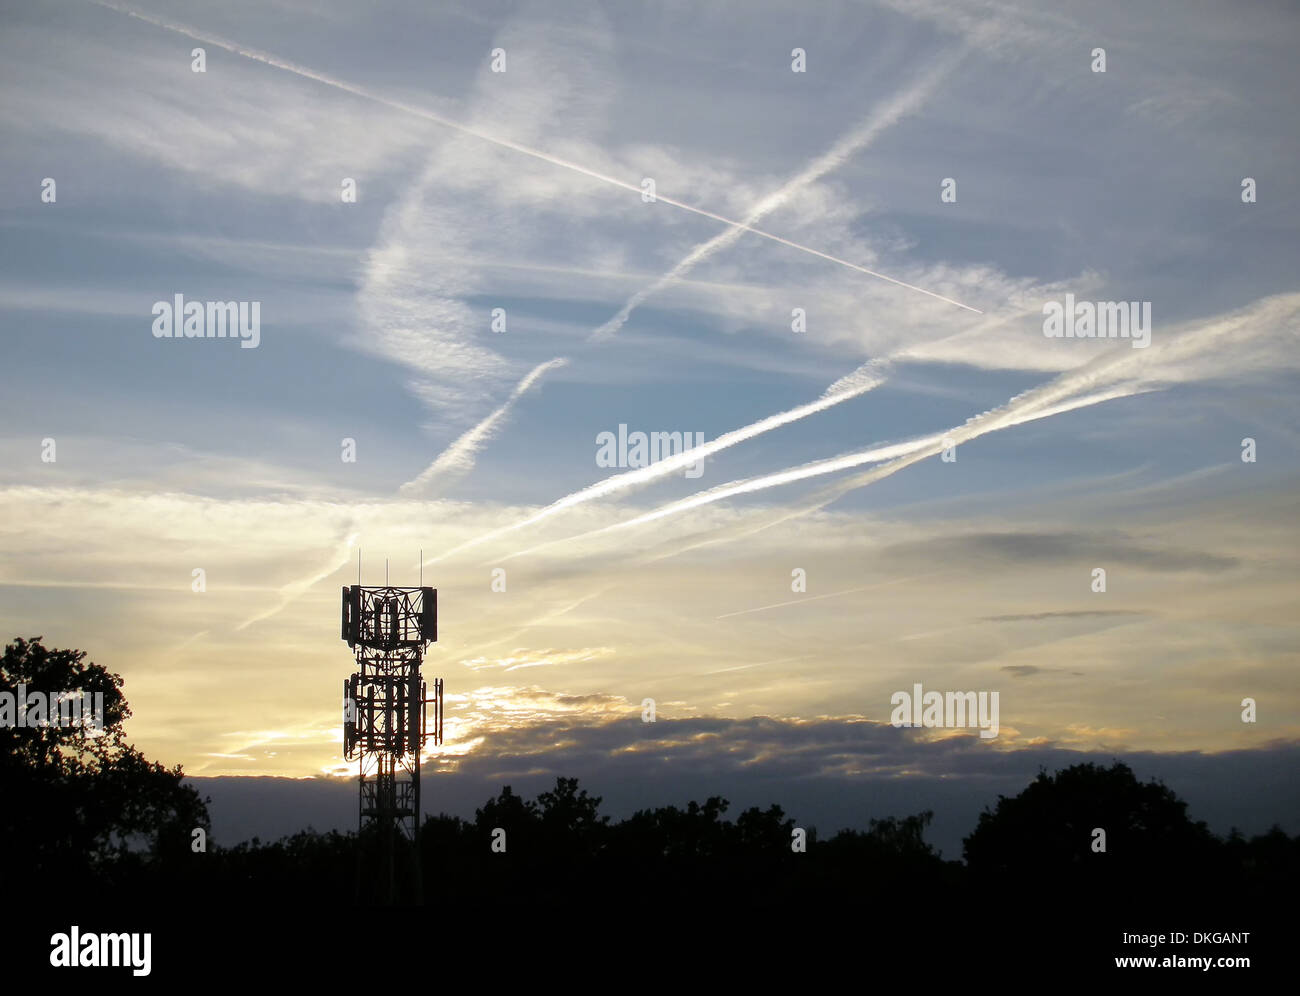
[1,0,1297,846]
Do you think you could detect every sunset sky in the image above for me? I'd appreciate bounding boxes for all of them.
[2,0,1297,849]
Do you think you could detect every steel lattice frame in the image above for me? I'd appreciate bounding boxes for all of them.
[341,584,442,903]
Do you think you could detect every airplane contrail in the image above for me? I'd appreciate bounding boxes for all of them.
[657,384,1152,535]
[623,301,1300,551]
[493,293,1300,561]
[400,358,567,496]
[499,371,1159,562]
[87,0,980,314]
[236,529,360,631]
[492,342,1126,561]
[491,385,1151,570]
[501,432,941,560]
[422,359,893,565]
[89,0,991,509]
[591,48,973,340]
[702,655,807,675]
[88,0,979,498]
[407,51,973,496]
[433,303,1049,563]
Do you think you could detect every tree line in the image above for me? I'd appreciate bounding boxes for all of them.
[3,637,1295,915]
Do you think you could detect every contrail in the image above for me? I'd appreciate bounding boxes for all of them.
[438,306,1042,562]
[433,53,969,486]
[446,587,613,667]
[502,371,1157,562]
[236,529,359,631]
[411,52,970,491]
[513,292,1300,554]
[89,0,979,495]
[423,359,893,565]
[629,288,1279,561]
[589,379,1156,545]
[400,358,567,496]
[715,573,949,619]
[432,301,1076,564]
[702,655,807,675]
[619,294,1291,547]
[87,0,980,313]
[485,295,1300,566]
[592,48,972,340]
[503,432,940,560]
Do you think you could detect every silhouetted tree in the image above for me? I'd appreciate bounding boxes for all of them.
[0,637,210,892]
[474,784,539,839]
[536,776,608,859]
[614,795,732,861]
[962,761,1224,906]
[9,645,1294,919]
[735,803,796,853]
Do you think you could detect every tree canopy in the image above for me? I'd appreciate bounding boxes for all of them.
[0,636,209,890]
[5,637,1296,916]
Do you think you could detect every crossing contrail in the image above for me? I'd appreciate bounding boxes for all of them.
[430,306,1047,564]
[90,0,988,506]
[586,383,1151,539]
[407,51,969,495]
[591,48,972,340]
[493,292,1300,561]
[87,0,981,314]
[421,359,893,565]
[497,369,1161,563]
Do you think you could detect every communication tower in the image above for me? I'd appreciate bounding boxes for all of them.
[340,581,442,903]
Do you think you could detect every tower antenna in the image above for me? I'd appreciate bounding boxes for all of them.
[339,569,441,904]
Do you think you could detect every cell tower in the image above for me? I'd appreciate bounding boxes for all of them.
[340,579,442,904]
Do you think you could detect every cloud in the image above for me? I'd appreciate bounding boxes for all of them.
[4,6,428,201]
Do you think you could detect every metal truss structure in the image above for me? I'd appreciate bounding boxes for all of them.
[341,584,442,904]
